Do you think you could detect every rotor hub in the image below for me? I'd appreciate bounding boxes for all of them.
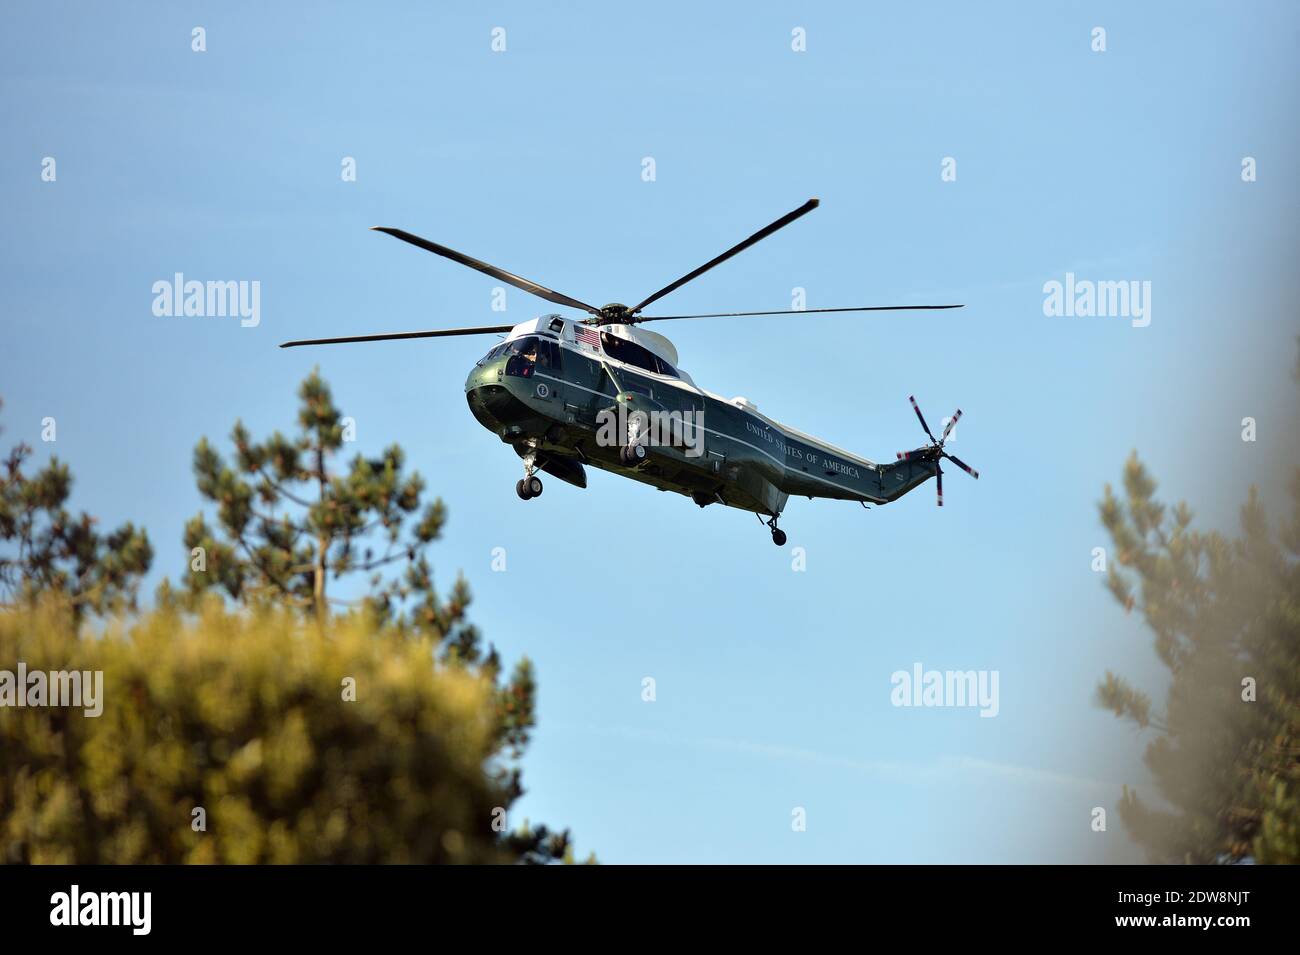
[595,303,635,325]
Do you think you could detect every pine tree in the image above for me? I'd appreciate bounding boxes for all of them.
[0,399,152,619]
[177,371,577,861]
[0,601,581,863]
[1096,370,1300,861]
[183,370,457,629]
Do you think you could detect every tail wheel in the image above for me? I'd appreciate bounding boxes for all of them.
[516,479,531,500]
[527,476,543,497]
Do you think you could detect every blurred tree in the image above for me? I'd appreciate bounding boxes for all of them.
[0,399,152,619]
[0,382,588,864]
[175,371,581,862]
[1096,444,1300,862]
[0,599,582,863]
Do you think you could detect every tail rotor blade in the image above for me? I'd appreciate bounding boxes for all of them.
[944,453,980,479]
[909,395,937,443]
[936,464,944,507]
[941,409,963,443]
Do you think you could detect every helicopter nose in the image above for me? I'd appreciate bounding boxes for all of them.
[466,382,507,430]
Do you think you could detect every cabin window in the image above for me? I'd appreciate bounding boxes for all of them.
[539,338,560,370]
[600,332,678,377]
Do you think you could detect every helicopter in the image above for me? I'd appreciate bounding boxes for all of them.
[281,198,979,546]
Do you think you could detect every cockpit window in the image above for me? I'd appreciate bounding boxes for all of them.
[600,332,677,377]
[499,336,561,377]
[511,337,539,362]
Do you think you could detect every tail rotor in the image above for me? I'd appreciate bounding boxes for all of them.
[896,395,980,507]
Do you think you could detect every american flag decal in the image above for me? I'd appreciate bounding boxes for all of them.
[574,325,600,348]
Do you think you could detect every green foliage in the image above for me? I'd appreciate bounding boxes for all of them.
[183,370,459,632]
[1096,452,1300,863]
[0,598,550,863]
[0,377,590,864]
[0,401,152,619]
[178,371,546,769]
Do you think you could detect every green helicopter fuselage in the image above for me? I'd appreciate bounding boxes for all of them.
[464,315,939,519]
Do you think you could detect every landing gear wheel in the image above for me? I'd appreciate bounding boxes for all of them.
[516,479,531,500]
[620,444,646,466]
[527,476,543,497]
[760,513,787,546]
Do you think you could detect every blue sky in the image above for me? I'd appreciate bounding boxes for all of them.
[3,1,1297,862]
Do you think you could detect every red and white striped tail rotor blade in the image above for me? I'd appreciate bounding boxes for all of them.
[941,409,963,443]
[945,453,980,480]
[909,395,937,443]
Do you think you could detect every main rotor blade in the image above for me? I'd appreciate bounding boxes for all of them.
[637,304,963,322]
[280,324,514,348]
[372,227,600,315]
[630,198,821,314]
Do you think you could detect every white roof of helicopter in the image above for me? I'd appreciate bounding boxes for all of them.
[505,315,676,363]
[505,315,877,469]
